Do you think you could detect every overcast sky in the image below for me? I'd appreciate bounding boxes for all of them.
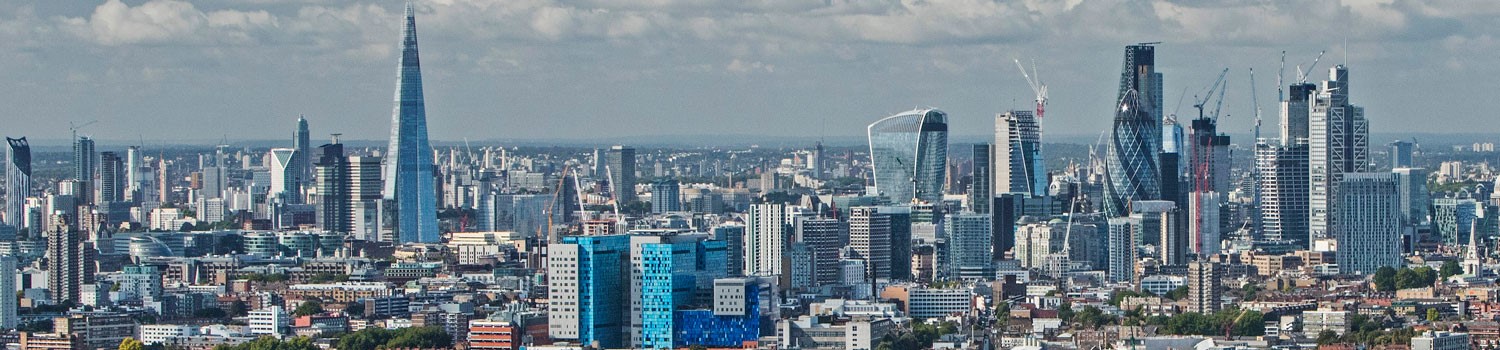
[2,0,1496,144]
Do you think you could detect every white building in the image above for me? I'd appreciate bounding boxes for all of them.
[248,306,289,336]
[1411,330,1470,350]
[140,324,198,344]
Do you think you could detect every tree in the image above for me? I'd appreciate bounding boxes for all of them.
[193,308,228,319]
[337,328,394,350]
[385,326,452,349]
[1057,302,1075,323]
[1373,266,1397,291]
[213,336,318,350]
[228,301,249,317]
[344,303,365,318]
[120,338,145,350]
[1109,290,1149,306]
[1317,330,1340,345]
[1395,268,1420,289]
[1427,308,1440,322]
[1441,260,1463,278]
[293,300,324,316]
[1165,285,1189,300]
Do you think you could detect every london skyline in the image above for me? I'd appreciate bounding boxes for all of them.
[2,1,1496,142]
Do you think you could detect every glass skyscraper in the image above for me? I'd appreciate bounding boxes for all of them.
[867,108,948,204]
[4,137,29,229]
[1103,44,1163,217]
[382,2,439,243]
[995,110,1046,198]
[1104,90,1162,217]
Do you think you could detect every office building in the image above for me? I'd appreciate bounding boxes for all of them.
[744,203,786,277]
[315,142,350,233]
[607,146,637,204]
[673,278,766,348]
[1187,191,1222,256]
[1256,140,1310,245]
[1309,66,1370,240]
[1334,173,1402,274]
[1105,91,1162,217]
[1434,197,1480,246]
[117,264,163,302]
[1133,200,1182,265]
[1390,140,1415,169]
[868,108,948,204]
[74,136,95,205]
[249,306,290,336]
[1411,331,1470,350]
[1393,168,1430,227]
[1104,44,1163,217]
[793,217,843,286]
[1187,117,1231,195]
[349,156,383,241]
[5,137,29,229]
[382,3,440,243]
[649,178,680,213]
[849,207,893,280]
[548,235,629,348]
[269,148,299,204]
[631,234,728,348]
[713,224,746,277]
[995,110,1046,198]
[944,212,992,280]
[970,143,992,214]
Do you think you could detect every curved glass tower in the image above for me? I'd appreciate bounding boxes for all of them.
[383,2,439,243]
[868,108,948,204]
[1104,90,1162,217]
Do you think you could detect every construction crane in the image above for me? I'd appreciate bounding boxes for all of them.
[1296,50,1326,84]
[1192,68,1231,122]
[1013,58,1048,120]
[1277,51,1286,102]
[1247,68,1263,237]
[69,120,98,141]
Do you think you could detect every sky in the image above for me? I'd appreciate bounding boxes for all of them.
[2,0,1497,144]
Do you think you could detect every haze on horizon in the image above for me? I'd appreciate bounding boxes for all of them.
[2,0,1495,143]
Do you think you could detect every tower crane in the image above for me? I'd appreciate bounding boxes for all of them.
[1013,58,1048,120]
[70,120,98,141]
[1295,50,1326,84]
[1191,69,1230,122]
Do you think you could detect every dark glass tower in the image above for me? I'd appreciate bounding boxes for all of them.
[74,136,96,206]
[382,2,439,243]
[294,115,312,191]
[4,137,29,228]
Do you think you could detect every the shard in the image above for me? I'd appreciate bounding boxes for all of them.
[383,2,439,243]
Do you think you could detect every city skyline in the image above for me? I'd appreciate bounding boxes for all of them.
[2,1,1497,142]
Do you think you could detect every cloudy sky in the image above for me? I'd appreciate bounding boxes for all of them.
[2,0,1496,144]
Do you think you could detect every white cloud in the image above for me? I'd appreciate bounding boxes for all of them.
[59,0,277,46]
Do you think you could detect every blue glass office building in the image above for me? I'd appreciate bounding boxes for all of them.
[556,235,630,347]
[868,109,948,204]
[674,281,762,348]
[383,2,440,243]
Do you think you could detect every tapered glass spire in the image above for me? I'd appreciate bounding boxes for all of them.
[383,2,439,243]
